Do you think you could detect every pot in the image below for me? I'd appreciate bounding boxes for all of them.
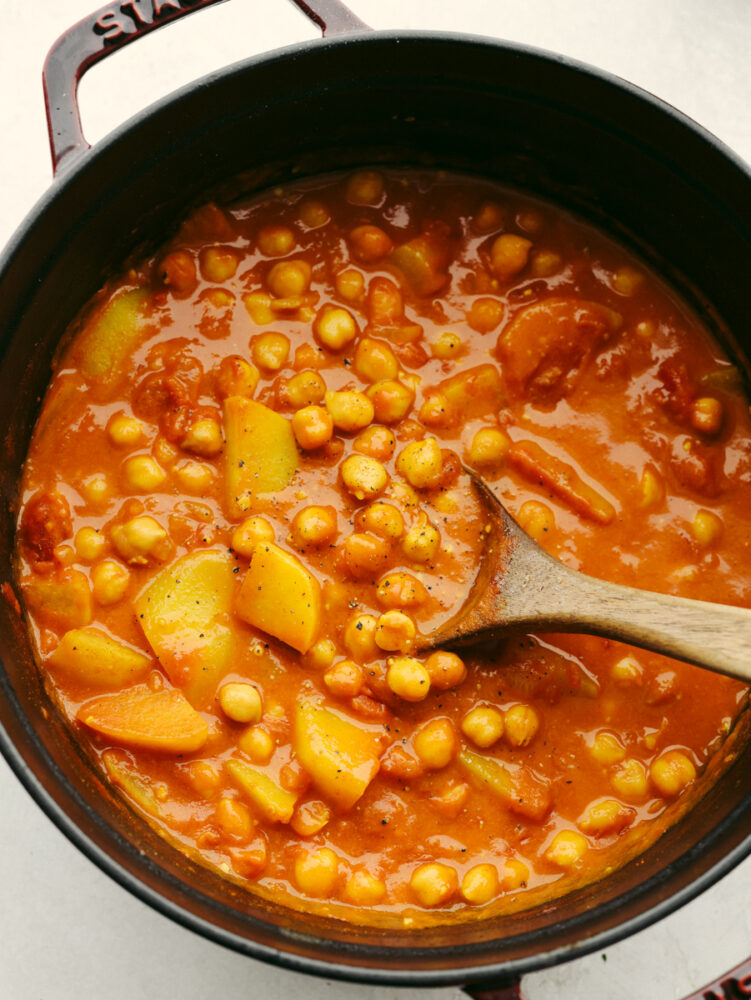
[1,1,751,996]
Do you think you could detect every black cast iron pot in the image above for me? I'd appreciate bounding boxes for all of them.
[1,1,751,996]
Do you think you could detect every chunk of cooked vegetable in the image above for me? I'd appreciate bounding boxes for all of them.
[102,749,162,816]
[235,542,321,654]
[423,364,505,426]
[509,440,616,525]
[49,628,152,687]
[295,699,382,810]
[77,686,209,753]
[226,759,298,823]
[389,224,452,296]
[72,287,150,378]
[134,549,239,707]
[498,297,620,401]
[223,396,298,517]
[22,569,92,631]
[458,748,551,821]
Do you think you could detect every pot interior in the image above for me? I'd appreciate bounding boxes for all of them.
[1,33,751,984]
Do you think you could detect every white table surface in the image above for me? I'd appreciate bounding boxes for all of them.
[2,1,751,997]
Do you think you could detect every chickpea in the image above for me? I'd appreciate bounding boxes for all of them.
[367,380,414,424]
[257,225,295,256]
[691,396,723,435]
[504,704,540,747]
[579,799,633,837]
[292,405,334,450]
[298,199,330,229]
[611,758,649,799]
[286,369,326,408]
[650,750,697,797]
[291,799,331,837]
[124,455,166,492]
[216,356,259,399]
[354,337,399,383]
[335,268,365,301]
[490,233,532,280]
[353,425,396,461]
[325,390,374,432]
[199,246,238,282]
[545,830,588,868]
[590,731,626,766]
[344,871,386,906]
[402,514,440,564]
[461,705,504,748]
[359,502,403,541]
[82,474,111,505]
[375,610,416,652]
[346,169,384,206]
[431,331,464,359]
[613,266,643,296]
[349,224,394,262]
[387,656,431,701]
[215,797,254,839]
[460,864,499,905]
[341,454,388,500]
[409,863,458,907]
[111,516,171,565]
[517,500,555,542]
[291,505,338,549]
[376,571,428,608]
[500,857,529,890]
[251,332,290,372]
[612,655,643,686]
[91,560,130,605]
[425,650,467,690]
[467,297,504,334]
[74,527,107,562]
[294,847,339,897]
[343,532,391,579]
[160,250,197,296]
[174,460,213,493]
[324,659,364,698]
[231,516,275,557]
[530,249,562,277]
[185,761,221,798]
[413,718,457,770]
[517,208,544,234]
[343,613,379,662]
[107,413,143,448]
[692,508,723,546]
[314,306,357,350]
[238,725,274,764]
[181,417,223,457]
[219,683,262,724]
[467,428,510,468]
[244,290,274,324]
[474,201,504,231]
[639,467,665,508]
[396,438,443,489]
[267,259,311,298]
[303,638,337,671]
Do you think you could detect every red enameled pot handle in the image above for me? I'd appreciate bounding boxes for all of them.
[42,0,370,176]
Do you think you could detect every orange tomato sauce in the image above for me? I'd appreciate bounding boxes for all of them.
[15,169,750,926]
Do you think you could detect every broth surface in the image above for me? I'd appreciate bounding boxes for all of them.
[16,169,750,925]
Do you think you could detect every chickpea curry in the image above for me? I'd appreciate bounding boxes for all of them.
[15,169,750,925]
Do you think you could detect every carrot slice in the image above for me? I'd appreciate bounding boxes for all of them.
[77,687,208,754]
[509,439,616,525]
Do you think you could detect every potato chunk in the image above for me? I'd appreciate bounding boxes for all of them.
[459,748,550,821]
[389,224,452,297]
[424,364,505,427]
[295,699,382,810]
[223,396,298,517]
[49,628,152,687]
[102,749,162,817]
[72,287,150,378]
[77,686,208,754]
[134,549,239,708]
[226,759,298,823]
[22,569,92,632]
[235,542,321,653]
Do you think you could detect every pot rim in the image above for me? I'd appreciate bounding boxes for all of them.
[2,26,751,988]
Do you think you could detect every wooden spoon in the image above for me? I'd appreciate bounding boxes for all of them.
[421,471,751,683]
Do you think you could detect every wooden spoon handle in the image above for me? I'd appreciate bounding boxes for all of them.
[517,550,751,683]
